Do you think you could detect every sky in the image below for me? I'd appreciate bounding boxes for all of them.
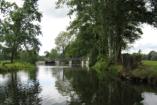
[7,0,71,55]
[5,0,157,55]
[129,24,157,54]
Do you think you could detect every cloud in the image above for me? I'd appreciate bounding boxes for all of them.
[129,43,157,54]
[37,0,71,55]
[6,0,69,18]
[6,0,71,55]
[6,0,23,6]
[5,0,157,55]
[38,13,71,55]
[38,0,69,18]
[128,24,157,54]
[37,0,72,55]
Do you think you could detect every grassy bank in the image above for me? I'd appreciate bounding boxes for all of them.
[143,60,157,69]
[0,61,35,72]
[121,60,157,85]
[131,60,157,78]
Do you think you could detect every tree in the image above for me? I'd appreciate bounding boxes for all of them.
[49,49,59,59]
[0,0,15,42]
[55,31,71,56]
[19,50,39,64]
[44,49,59,59]
[56,0,157,66]
[0,0,42,63]
[0,0,15,18]
[148,51,157,60]
[44,51,50,58]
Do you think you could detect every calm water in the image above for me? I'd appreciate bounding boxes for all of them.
[0,65,157,105]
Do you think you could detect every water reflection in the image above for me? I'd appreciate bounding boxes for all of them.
[37,66,68,105]
[56,69,143,105]
[0,66,157,105]
[0,71,41,105]
[141,92,157,105]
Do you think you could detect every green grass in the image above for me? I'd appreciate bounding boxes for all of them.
[130,60,157,80]
[143,60,157,70]
[0,61,35,72]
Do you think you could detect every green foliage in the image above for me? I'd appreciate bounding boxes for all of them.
[44,49,59,59]
[0,61,35,72]
[0,0,42,63]
[0,0,15,16]
[0,47,10,60]
[131,66,157,79]
[88,47,99,66]
[64,42,78,57]
[93,57,108,74]
[121,60,157,84]
[142,51,157,61]
[108,65,123,76]
[55,31,71,55]
[56,0,157,67]
[18,50,39,64]
[147,51,157,60]
[49,49,59,59]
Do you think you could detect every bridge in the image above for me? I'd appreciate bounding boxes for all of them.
[36,58,89,68]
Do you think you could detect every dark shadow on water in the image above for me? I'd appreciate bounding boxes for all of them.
[0,66,157,105]
[54,68,144,105]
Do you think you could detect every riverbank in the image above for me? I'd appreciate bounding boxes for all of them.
[0,61,35,72]
[120,60,157,85]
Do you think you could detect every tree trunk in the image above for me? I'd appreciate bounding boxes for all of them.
[11,51,14,63]
[10,45,18,63]
[115,26,122,64]
[117,47,122,64]
[10,47,16,63]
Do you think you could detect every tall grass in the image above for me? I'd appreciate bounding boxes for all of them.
[131,60,157,79]
[0,61,35,72]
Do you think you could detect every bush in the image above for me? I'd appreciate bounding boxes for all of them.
[108,65,123,76]
[93,58,108,74]
[92,53,124,77]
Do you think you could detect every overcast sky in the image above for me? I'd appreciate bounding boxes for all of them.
[6,0,157,55]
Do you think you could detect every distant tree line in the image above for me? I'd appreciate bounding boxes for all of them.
[44,49,59,60]
[143,51,157,61]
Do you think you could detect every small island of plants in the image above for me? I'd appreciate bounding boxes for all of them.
[0,61,35,72]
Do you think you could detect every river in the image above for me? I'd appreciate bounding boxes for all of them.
[0,65,157,105]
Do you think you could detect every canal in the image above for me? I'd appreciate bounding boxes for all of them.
[0,65,157,105]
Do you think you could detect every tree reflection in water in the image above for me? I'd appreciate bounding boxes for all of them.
[0,71,41,105]
[0,67,157,105]
[53,68,144,105]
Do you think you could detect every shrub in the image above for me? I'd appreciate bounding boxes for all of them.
[93,58,108,74]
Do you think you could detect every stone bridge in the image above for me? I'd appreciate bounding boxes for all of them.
[36,58,89,68]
